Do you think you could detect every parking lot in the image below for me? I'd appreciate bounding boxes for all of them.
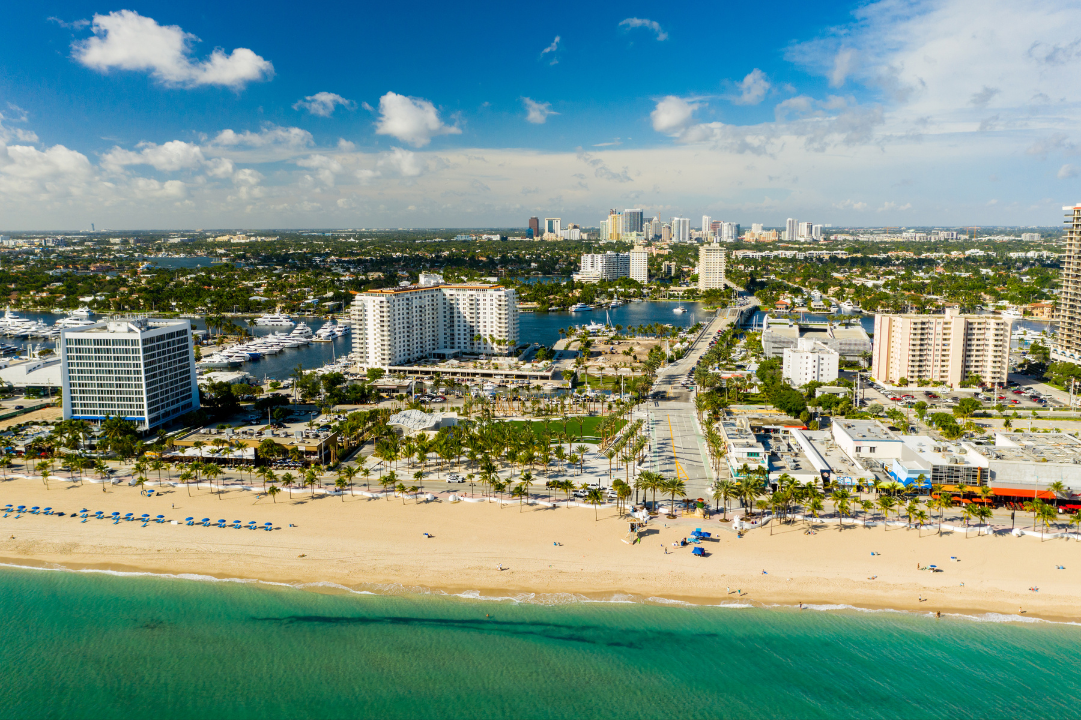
[863,380,1062,412]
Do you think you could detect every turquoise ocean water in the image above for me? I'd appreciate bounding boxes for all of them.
[1,565,1079,719]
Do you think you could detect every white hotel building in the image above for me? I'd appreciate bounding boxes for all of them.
[350,284,519,368]
[61,318,199,431]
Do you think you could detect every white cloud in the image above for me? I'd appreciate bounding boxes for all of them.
[733,69,770,105]
[619,18,668,41]
[1058,164,1079,179]
[829,49,856,88]
[337,139,356,152]
[651,96,698,135]
[522,97,558,124]
[539,36,561,64]
[378,147,424,177]
[101,140,205,173]
[296,154,344,187]
[877,201,912,212]
[212,125,313,149]
[374,92,461,147]
[833,199,868,210]
[0,143,93,182]
[293,92,355,117]
[72,10,272,89]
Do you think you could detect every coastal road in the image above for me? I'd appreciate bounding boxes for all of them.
[645,401,712,499]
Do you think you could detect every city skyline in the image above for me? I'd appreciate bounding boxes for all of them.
[1,0,1079,230]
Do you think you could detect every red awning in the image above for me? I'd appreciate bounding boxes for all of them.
[992,488,1055,500]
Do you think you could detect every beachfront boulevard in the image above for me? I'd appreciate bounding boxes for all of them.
[643,309,737,498]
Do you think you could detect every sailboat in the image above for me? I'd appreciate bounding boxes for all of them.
[672,300,687,314]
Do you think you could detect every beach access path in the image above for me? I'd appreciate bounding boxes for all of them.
[2,475,1079,622]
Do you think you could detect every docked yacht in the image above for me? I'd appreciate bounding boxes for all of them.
[199,354,242,369]
[1000,308,1023,319]
[71,306,94,319]
[609,298,624,308]
[291,322,313,339]
[255,312,295,327]
[569,303,592,312]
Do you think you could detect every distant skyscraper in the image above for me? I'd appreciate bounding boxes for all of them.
[661,224,671,243]
[752,223,764,234]
[622,209,644,234]
[786,218,797,241]
[544,218,561,236]
[650,217,661,239]
[607,210,622,241]
[629,245,649,284]
[721,222,740,242]
[671,217,690,243]
[701,215,712,237]
[798,221,813,239]
[812,224,823,240]
[599,220,609,240]
[529,217,540,238]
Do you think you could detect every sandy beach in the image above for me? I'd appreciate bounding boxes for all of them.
[1,475,1078,622]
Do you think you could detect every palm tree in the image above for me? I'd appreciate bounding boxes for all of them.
[267,485,281,503]
[860,499,874,526]
[335,476,349,501]
[878,496,896,529]
[712,480,737,518]
[574,445,588,476]
[179,469,194,496]
[663,477,687,518]
[1069,511,1081,541]
[281,472,296,499]
[395,482,407,504]
[303,468,317,497]
[586,488,604,520]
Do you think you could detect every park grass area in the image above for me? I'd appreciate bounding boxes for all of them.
[504,416,627,443]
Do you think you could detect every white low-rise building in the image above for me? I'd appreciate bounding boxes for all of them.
[832,419,904,461]
[782,338,839,386]
[61,317,199,431]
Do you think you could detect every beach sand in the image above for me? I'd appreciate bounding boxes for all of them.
[1,476,1078,621]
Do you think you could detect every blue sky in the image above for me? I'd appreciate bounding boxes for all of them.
[0,0,1079,229]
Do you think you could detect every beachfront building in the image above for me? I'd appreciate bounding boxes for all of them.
[576,252,630,282]
[697,243,727,292]
[718,417,769,478]
[885,436,988,488]
[782,338,839,386]
[832,419,904,462]
[872,308,1012,386]
[350,284,519,368]
[629,245,649,284]
[61,317,198,432]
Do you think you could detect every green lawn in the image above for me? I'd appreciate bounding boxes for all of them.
[502,416,627,443]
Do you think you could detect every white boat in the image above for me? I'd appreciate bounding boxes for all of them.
[569,303,591,312]
[291,322,313,338]
[255,312,295,327]
[672,302,687,315]
[71,305,94,319]
[610,299,624,308]
[199,354,242,368]
[1000,308,1023,318]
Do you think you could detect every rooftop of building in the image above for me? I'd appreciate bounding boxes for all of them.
[898,435,988,468]
[719,417,764,448]
[989,431,1081,465]
[834,419,900,442]
[63,317,189,334]
[175,419,338,449]
[361,283,505,295]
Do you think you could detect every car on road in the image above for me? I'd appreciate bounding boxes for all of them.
[1012,389,1025,394]
[446,474,465,483]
